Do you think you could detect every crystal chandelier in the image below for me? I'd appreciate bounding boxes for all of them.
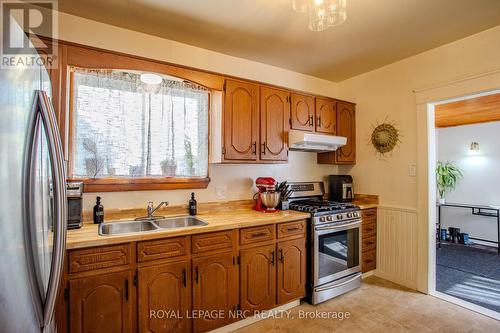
[292,0,347,32]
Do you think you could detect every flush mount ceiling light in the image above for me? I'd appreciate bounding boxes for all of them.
[292,0,347,32]
[140,73,163,85]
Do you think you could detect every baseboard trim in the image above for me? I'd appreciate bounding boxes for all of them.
[362,270,375,278]
[208,300,301,333]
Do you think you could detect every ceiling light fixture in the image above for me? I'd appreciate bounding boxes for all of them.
[140,73,163,85]
[470,142,480,152]
[292,0,347,32]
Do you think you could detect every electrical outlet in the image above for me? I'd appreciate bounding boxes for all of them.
[409,164,417,177]
[215,186,227,200]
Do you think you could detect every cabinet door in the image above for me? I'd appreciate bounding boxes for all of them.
[260,86,290,161]
[277,238,306,305]
[315,98,336,134]
[223,79,259,160]
[138,261,190,333]
[336,102,356,164]
[291,93,315,131]
[240,244,276,314]
[69,271,133,333]
[192,253,238,332]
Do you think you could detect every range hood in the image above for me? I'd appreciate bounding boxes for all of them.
[289,130,347,152]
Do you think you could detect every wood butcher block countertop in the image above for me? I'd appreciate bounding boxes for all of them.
[66,205,310,250]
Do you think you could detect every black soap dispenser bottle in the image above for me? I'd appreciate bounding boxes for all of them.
[93,196,104,224]
[189,192,197,216]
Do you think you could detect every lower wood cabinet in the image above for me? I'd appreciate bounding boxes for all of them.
[69,270,133,333]
[64,224,306,333]
[240,244,276,313]
[192,253,238,333]
[277,238,306,304]
[138,261,191,333]
[361,208,377,273]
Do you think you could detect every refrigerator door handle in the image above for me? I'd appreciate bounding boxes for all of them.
[23,90,67,328]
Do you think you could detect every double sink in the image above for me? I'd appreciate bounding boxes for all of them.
[98,216,208,236]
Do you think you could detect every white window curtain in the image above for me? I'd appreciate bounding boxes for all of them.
[71,68,209,178]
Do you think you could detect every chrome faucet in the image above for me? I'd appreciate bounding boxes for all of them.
[136,201,169,220]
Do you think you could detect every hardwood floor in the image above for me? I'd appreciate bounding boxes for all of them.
[235,276,500,332]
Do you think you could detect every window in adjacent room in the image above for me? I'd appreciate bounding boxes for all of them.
[69,68,209,186]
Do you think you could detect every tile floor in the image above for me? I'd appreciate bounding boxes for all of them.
[235,276,500,332]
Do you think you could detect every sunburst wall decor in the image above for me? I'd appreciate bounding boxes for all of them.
[370,119,402,156]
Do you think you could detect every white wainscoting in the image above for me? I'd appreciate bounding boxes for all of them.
[375,205,419,289]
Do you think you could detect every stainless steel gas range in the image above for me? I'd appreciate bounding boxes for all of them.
[287,181,362,304]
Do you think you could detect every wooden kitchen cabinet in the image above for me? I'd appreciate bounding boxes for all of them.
[69,270,133,333]
[138,261,191,333]
[361,208,377,273]
[260,86,290,161]
[317,101,356,165]
[335,102,356,164]
[290,92,315,131]
[192,253,238,332]
[240,244,276,313]
[223,79,259,161]
[315,97,336,134]
[276,238,306,304]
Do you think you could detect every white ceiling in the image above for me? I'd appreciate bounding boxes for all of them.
[57,0,500,81]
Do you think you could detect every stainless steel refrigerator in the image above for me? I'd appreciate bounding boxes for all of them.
[0,27,67,332]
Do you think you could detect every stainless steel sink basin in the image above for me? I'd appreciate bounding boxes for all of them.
[154,216,208,229]
[98,216,208,235]
[99,220,159,236]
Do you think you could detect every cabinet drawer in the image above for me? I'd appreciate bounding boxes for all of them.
[240,225,275,245]
[361,235,376,252]
[69,244,130,274]
[362,208,377,223]
[362,249,376,272]
[277,220,306,239]
[192,230,235,254]
[137,236,189,262]
[362,222,376,238]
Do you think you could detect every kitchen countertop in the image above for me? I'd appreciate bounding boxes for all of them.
[66,208,310,250]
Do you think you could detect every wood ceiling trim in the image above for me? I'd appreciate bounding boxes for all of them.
[435,93,500,128]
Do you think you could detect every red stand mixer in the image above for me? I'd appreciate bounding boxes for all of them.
[254,177,280,213]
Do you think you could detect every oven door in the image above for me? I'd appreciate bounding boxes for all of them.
[313,220,361,286]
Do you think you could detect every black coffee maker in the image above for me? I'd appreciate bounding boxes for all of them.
[328,175,354,203]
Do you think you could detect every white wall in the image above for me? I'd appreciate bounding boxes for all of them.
[337,25,500,291]
[50,12,340,211]
[437,121,500,243]
[337,25,500,209]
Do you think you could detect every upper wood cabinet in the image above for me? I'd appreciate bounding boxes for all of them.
[315,97,336,134]
[277,238,306,304]
[336,102,356,164]
[290,93,315,131]
[240,244,276,313]
[69,270,133,333]
[317,101,356,165]
[192,253,238,332]
[260,86,290,161]
[223,79,259,161]
[138,261,191,333]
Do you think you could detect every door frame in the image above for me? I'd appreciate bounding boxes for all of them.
[414,69,500,319]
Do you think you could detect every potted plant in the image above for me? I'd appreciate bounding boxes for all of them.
[436,161,463,204]
[160,158,176,177]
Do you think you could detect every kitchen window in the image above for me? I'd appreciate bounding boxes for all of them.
[69,68,209,191]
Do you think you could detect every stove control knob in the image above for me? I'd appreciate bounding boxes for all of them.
[337,214,342,220]
[319,216,326,222]
[347,213,352,218]
[327,215,333,221]
[353,212,359,218]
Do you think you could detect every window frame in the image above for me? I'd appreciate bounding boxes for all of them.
[53,41,221,192]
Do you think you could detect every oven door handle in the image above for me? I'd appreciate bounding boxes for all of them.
[314,220,361,232]
[314,273,361,292]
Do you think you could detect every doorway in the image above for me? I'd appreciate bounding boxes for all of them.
[426,90,500,320]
